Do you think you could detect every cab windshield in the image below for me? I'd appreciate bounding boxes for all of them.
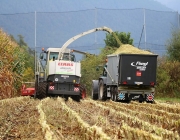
[62,53,75,61]
[49,52,59,61]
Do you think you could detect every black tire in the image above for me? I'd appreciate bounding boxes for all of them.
[98,80,107,100]
[36,82,47,99]
[92,87,98,100]
[92,80,98,100]
[113,87,118,102]
[34,76,39,99]
[146,101,154,104]
[72,95,80,102]
[110,87,114,101]
[92,93,98,100]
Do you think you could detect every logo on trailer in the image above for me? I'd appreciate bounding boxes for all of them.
[58,62,73,66]
[131,61,148,71]
[132,95,140,100]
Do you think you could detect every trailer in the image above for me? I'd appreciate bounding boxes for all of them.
[92,53,158,103]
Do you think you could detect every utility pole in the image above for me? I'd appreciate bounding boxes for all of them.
[34,11,37,80]
[143,8,147,50]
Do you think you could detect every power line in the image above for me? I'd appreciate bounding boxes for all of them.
[0,8,177,15]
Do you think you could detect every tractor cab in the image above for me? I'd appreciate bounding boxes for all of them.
[40,48,76,62]
[39,48,79,80]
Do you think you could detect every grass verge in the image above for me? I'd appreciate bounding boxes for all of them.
[155,97,180,103]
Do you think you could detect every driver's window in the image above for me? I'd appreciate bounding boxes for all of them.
[49,52,59,61]
[71,54,75,61]
[62,53,69,60]
[62,53,76,61]
[103,68,107,76]
[102,65,107,76]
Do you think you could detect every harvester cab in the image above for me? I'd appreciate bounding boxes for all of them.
[35,47,83,100]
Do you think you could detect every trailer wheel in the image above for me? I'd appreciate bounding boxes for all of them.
[146,101,154,104]
[72,95,80,102]
[110,87,114,101]
[92,91,98,100]
[92,80,98,100]
[98,80,107,100]
[114,87,118,102]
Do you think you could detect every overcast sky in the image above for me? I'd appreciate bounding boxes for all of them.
[155,0,180,12]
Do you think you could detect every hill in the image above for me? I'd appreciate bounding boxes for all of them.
[0,0,173,14]
[0,0,179,56]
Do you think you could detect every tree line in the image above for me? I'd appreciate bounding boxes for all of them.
[0,28,180,99]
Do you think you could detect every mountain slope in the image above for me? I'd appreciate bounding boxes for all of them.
[0,0,178,56]
[0,0,173,14]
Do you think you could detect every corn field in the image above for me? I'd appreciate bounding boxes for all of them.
[0,29,25,99]
[0,97,180,140]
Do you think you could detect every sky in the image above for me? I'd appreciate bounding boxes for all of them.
[155,0,180,12]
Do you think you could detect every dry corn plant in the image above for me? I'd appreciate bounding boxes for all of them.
[124,101,180,120]
[66,98,162,139]
[156,101,180,109]
[65,98,125,140]
[36,97,57,140]
[0,29,24,99]
[97,100,180,135]
[131,100,180,114]
[0,95,180,139]
[84,99,180,139]
[112,100,180,121]
[0,96,44,140]
[82,99,163,139]
[40,97,111,140]
[41,97,82,140]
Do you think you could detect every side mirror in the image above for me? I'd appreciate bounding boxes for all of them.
[40,52,44,59]
[96,66,99,71]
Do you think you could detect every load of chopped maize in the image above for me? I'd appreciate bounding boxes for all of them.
[113,44,153,55]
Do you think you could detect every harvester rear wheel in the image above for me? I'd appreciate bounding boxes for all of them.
[36,82,47,99]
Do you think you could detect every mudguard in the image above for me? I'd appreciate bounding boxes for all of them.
[99,77,107,84]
